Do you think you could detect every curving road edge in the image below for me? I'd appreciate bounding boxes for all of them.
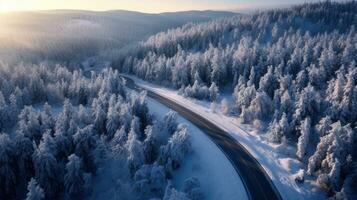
[122,76,282,200]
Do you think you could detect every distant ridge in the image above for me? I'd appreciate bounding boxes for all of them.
[0,10,238,64]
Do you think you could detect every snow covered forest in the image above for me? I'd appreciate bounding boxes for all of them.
[1,0,357,199]
[0,64,197,199]
[116,1,357,198]
[0,10,235,65]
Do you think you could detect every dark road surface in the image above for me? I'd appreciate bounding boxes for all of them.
[122,76,282,200]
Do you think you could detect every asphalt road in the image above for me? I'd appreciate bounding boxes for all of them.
[122,76,282,200]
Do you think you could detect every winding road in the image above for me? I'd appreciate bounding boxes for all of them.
[122,76,282,200]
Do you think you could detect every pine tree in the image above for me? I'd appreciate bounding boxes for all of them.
[143,126,158,163]
[73,125,98,173]
[39,103,55,132]
[259,66,278,98]
[165,125,191,170]
[64,154,86,198]
[329,159,341,190]
[26,178,44,200]
[126,131,145,176]
[8,94,19,127]
[249,92,273,121]
[130,116,143,140]
[111,126,128,151]
[131,91,150,129]
[297,117,311,160]
[33,135,61,199]
[106,104,120,139]
[268,119,282,143]
[55,99,77,137]
[0,133,16,199]
[307,122,346,175]
[316,116,332,137]
[78,104,91,126]
[209,82,219,101]
[268,113,289,143]
[294,84,321,123]
[92,99,107,134]
[14,134,35,189]
[163,111,178,136]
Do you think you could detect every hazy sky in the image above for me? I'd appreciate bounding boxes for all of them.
[0,0,327,13]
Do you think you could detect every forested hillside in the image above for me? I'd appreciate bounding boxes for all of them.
[116,1,357,198]
[0,64,196,199]
[0,10,236,64]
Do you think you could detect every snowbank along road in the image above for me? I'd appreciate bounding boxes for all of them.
[121,76,282,200]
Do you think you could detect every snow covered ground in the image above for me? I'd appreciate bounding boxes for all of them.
[122,74,326,200]
[146,98,248,200]
[89,86,248,200]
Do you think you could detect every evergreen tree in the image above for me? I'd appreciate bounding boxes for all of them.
[126,131,145,176]
[249,92,273,121]
[73,125,98,173]
[33,135,62,198]
[209,82,219,101]
[64,154,87,198]
[297,117,311,160]
[161,125,191,170]
[0,133,16,199]
[259,66,278,98]
[26,178,44,200]
[106,103,120,139]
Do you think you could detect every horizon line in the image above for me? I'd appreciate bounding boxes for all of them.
[0,2,301,15]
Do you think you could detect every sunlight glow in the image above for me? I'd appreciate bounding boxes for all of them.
[0,0,234,13]
[0,0,323,13]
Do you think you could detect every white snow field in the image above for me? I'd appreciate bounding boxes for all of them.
[122,74,326,200]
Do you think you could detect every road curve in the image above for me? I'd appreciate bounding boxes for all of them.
[122,76,282,200]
